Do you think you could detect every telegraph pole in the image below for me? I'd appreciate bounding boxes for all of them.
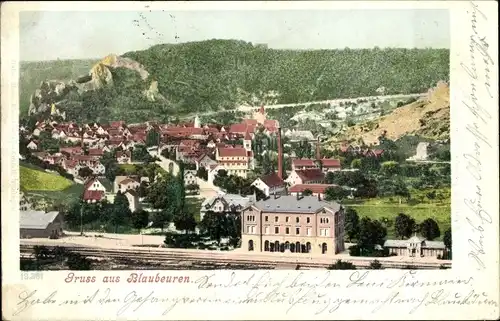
[80,205,84,236]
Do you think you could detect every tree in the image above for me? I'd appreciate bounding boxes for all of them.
[344,208,360,242]
[199,211,227,244]
[137,181,149,198]
[186,184,200,195]
[324,186,347,201]
[196,167,208,181]
[419,218,440,240]
[131,209,149,233]
[443,228,451,249]
[357,217,387,251]
[174,212,197,234]
[145,129,160,147]
[393,180,410,204]
[380,161,400,176]
[302,189,313,196]
[327,260,356,270]
[395,213,416,239]
[109,192,131,233]
[369,260,383,269]
[150,209,172,232]
[78,167,94,179]
[351,159,362,169]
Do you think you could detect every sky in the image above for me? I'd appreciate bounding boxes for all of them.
[20,9,450,61]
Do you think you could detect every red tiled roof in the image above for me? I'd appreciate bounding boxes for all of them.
[292,159,315,167]
[83,190,104,201]
[242,119,258,126]
[259,172,285,188]
[63,159,79,169]
[74,155,95,162]
[88,148,104,156]
[321,158,341,167]
[124,189,138,196]
[288,184,338,194]
[295,169,325,182]
[218,147,248,157]
[110,121,125,128]
[244,131,252,140]
[60,146,83,155]
[119,178,139,185]
[229,123,248,134]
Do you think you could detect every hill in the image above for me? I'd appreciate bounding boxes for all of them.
[20,164,74,191]
[328,81,450,146]
[21,39,450,123]
[19,59,98,116]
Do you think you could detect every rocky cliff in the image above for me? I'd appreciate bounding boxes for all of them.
[28,54,153,116]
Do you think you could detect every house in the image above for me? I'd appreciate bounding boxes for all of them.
[20,210,64,239]
[124,189,140,212]
[88,161,106,175]
[184,170,197,186]
[215,137,254,178]
[20,192,32,211]
[82,177,112,203]
[251,172,286,197]
[27,140,38,150]
[88,148,104,157]
[114,176,141,193]
[285,169,325,186]
[200,192,255,221]
[240,195,345,254]
[384,234,446,258]
[288,184,339,201]
[116,150,132,164]
[195,153,217,170]
[62,159,81,177]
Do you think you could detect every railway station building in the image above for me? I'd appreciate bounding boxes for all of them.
[240,194,345,255]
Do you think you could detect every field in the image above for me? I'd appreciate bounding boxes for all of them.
[20,165,73,191]
[344,188,451,240]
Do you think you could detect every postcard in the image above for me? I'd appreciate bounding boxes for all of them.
[1,1,499,320]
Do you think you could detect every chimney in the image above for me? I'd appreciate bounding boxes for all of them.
[316,136,321,160]
[277,127,283,180]
[318,193,321,201]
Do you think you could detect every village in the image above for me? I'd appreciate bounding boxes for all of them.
[19,103,452,267]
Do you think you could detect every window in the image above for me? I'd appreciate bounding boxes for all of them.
[296,227,300,235]
[285,227,290,235]
[296,217,300,223]
[286,217,290,223]
[265,216,269,222]
[306,217,311,224]
[307,228,312,236]
[275,216,279,223]
[275,226,279,234]
[325,228,330,237]
[265,226,270,234]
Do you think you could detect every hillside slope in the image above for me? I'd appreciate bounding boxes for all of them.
[21,40,450,123]
[329,81,450,146]
[20,165,74,191]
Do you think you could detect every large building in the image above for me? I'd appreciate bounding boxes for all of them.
[200,192,255,221]
[240,194,345,255]
[20,210,64,239]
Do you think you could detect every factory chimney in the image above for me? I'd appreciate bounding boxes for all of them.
[316,136,321,160]
[277,127,283,180]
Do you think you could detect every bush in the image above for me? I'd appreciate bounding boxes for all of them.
[349,245,361,256]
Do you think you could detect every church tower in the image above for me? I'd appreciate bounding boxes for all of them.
[243,131,252,152]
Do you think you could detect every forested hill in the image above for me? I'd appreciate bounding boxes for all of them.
[21,39,449,123]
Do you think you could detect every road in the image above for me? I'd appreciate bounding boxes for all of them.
[180,92,426,119]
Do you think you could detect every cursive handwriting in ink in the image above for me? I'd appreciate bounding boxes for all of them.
[13,290,57,316]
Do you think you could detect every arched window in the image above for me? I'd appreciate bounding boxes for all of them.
[285,241,290,250]
[264,240,269,251]
[275,241,280,251]
[290,243,296,253]
[248,240,254,251]
[322,243,327,254]
[306,242,312,253]
[296,242,301,253]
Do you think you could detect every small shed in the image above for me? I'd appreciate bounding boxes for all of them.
[20,210,64,239]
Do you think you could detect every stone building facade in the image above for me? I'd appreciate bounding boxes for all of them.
[240,195,345,255]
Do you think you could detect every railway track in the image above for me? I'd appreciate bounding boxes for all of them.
[20,243,451,270]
